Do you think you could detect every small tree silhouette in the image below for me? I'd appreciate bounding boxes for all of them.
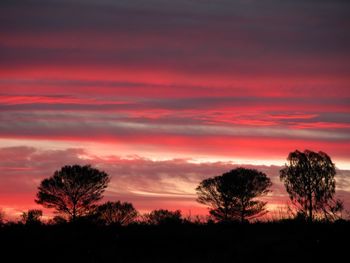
[145,209,183,225]
[280,150,343,221]
[21,209,42,225]
[196,168,272,222]
[0,209,5,225]
[36,165,110,221]
[96,201,138,226]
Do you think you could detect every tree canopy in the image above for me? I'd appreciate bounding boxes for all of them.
[0,209,4,225]
[96,201,138,226]
[145,209,183,225]
[36,165,110,221]
[280,150,343,221]
[196,167,272,222]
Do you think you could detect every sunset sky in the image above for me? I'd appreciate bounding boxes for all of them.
[1,0,350,219]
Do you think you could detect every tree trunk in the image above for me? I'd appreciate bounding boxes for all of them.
[307,174,313,222]
[308,193,313,222]
[72,204,76,221]
[224,207,228,222]
[241,199,245,223]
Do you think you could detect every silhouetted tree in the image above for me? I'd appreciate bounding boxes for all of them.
[0,209,5,225]
[323,199,344,221]
[36,165,110,221]
[21,209,42,225]
[280,150,343,222]
[196,168,272,222]
[48,215,67,225]
[145,209,183,225]
[96,201,138,226]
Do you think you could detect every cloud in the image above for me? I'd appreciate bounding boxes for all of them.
[1,0,349,77]
[1,108,350,165]
[1,106,349,144]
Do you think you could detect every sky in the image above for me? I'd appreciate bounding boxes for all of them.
[0,0,350,220]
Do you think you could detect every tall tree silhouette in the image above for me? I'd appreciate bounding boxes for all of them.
[36,165,110,221]
[280,150,343,221]
[96,201,138,226]
[196,168,272,222]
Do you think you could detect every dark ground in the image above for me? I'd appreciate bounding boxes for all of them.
[0,221,349,263]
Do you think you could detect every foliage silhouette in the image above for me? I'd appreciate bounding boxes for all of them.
[145,209,183,225]
[49,215,67,225]
[196,167,272,222]
[0,209,5,225]
[280,150,343,222]
[95,201,138,226]
[21,209,42,225]
[36,165,110,221]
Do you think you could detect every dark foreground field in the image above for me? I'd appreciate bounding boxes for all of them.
[1,222,349,263]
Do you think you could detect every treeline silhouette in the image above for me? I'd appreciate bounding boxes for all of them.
[0,150,347,225]
[0,150,349,262]
[1,215,349,263]
[3,149,342,225]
